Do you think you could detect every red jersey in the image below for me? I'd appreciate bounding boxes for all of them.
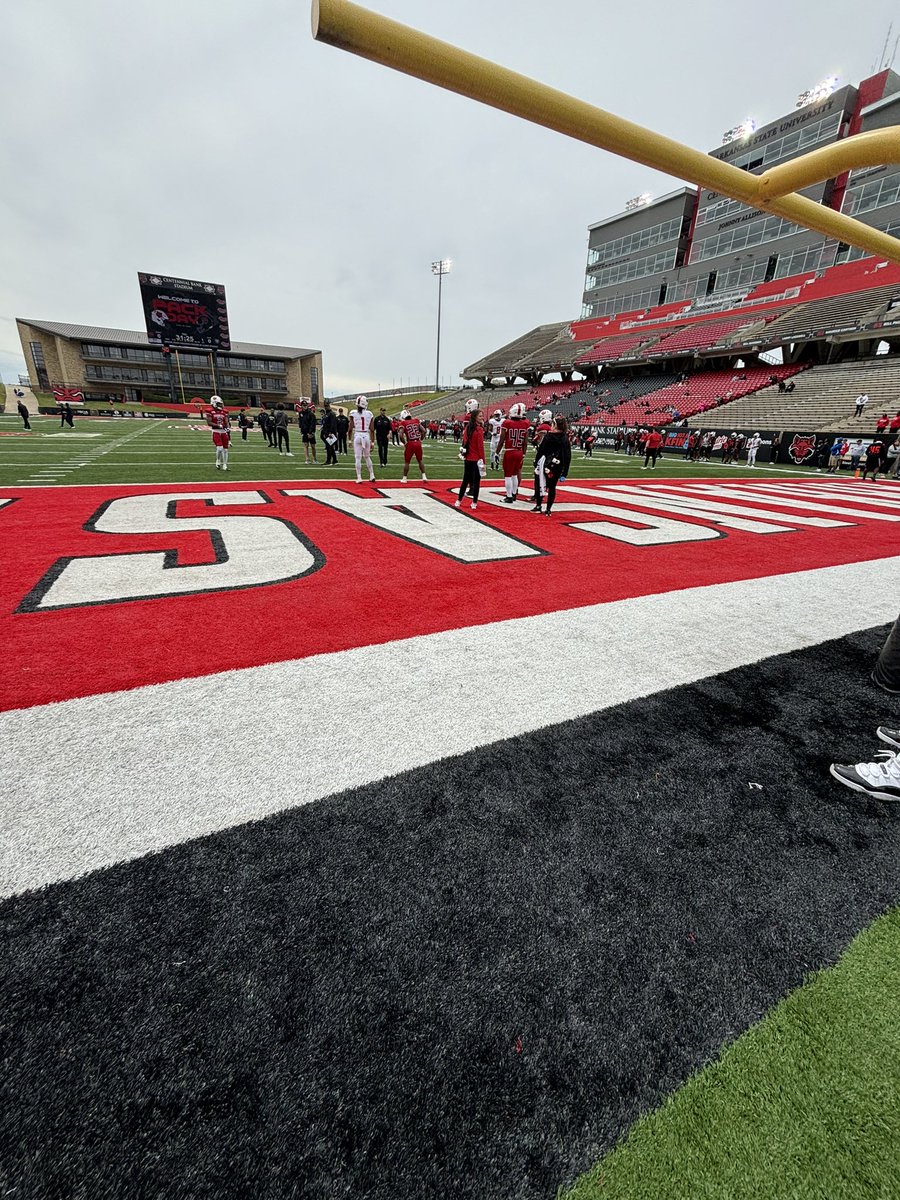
[890,415,900,431]
[646,431,663,450]
[533,421,552,446]
[876,417,889,431]
[399,418,424,442]
[208,410,230,433]
[499,418,531,453]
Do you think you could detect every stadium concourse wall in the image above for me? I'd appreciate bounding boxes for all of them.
[590,426,885,467]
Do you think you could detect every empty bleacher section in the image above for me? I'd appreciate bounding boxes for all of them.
[576,330,664,364]
[687,359,900,433]
[752,282,900,344]
[642,316,769,357]
[463,322,570,382]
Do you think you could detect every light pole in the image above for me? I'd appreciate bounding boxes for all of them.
[432,259,451,393]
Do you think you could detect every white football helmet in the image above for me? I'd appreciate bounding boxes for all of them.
[465,398,480,413]
[210,395,224,408]
[509,403,526,418]
[357,395,368,409]
[400,409,410,420]
[539,409,553,423]
[493,409,503,418]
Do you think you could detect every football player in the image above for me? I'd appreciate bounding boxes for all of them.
[398,408,428,482]
[488,408,504,470]
[496,402,531,503]
[207,395,231,471]
[351,396,376,483]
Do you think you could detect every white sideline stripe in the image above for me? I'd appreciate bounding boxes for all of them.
[1,556,898,900]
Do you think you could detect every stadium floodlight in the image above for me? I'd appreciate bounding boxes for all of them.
[721,119,757,145]
[796,76,839,108]
[312,0,900,264]
[625,192,653,210]
[431,259,451,393]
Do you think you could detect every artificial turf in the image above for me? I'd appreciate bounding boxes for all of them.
[1,625,899,1198]
[0,414,847,488]
[564,905,900,1200]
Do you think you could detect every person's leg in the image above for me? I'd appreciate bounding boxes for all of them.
[416,446,426,479]
[873,612,900,693]
[545,476,558,514]
[354,436,363,481]
[470,463,481,506]
[221,438,229,470]
[364,438,375,481]
[643,451,651,469]
[284,430,292,456]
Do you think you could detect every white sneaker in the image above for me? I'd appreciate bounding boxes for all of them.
[401,476,408,483]
[454,500,461,507]
[356,477,362,484]
[222,465,228,471]
[471,502,478,510]
[285,452,294,457]
[369,476,376,483]
[421,474,428,481]
[830,750,900,802]
[215,463,220,470]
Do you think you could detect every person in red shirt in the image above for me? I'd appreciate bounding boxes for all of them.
[890,412,900,433]
[642,428,664,470]
[207,395,231,471]
[455,402,485,510]
[876,414,890,433]
[391,417,401,445]
[496,403,531,503]
[398,408,428,482]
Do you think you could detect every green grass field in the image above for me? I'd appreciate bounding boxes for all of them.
[0,413,848,488]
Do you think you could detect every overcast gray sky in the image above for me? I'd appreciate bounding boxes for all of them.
[2,0,898,393]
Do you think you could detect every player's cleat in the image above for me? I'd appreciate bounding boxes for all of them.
[544,510,553,516]
[356,477,362,484]
[531,504,542,512]
[421,474,428,481]
[285,452,294,457]
[454,500,461,507]
[502,497,515,504]
[877,726,900,749]
[829,751,900,802]
[369,476,376,483]
[471,502,478,510]
[400,476,408,483]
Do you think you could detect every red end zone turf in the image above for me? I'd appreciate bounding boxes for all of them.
[1,478,897,711]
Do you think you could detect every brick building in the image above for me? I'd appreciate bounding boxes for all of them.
[16,319,323,407]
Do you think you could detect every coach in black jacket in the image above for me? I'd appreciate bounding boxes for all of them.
[320,401,339,466]
[533,417,572,516]
[373,408,392,466]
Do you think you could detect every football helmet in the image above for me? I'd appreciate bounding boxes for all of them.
[400,409,410,420]
[465,398,480,413]
[357,395,368,409]
[493,409,503,418]
[539,409,553,423]
[210,395,224,409]
[509,403,526,418]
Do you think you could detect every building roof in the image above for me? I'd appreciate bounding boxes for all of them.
[18,319,318,361]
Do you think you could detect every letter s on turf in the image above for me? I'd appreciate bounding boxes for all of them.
[18,491,323,612]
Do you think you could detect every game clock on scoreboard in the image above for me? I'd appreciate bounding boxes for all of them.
[138,273,231,351]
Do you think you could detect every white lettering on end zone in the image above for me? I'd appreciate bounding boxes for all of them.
[22,492,320,611]
[286,487,541,562]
